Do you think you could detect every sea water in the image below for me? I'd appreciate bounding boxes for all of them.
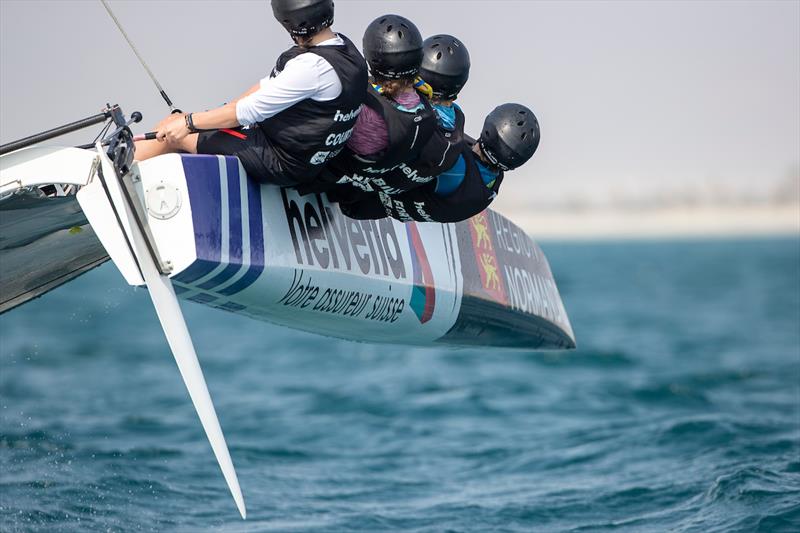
[1,238,798,532]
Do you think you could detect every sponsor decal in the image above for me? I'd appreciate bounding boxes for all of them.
[362,162,435,183]
[468,211,508,305]
[281,189,407,280]
[325,128,354,147]
[444,208,573,347]
[336,173,374,192]
[501,264,567,324]
[391,198,413,221]
[412,201,435,223]
[350,181,375,192]
[310,152,329,165]
[310,146,344,165]
[405,223,435,323]
[475,210,566,322]
[278,270,404,323]
[397,164,435,184]
[489,209,542,262]
[337,163,435,196]
[372,180,407,196]
[363,163,402,174]
[333,107,362,123]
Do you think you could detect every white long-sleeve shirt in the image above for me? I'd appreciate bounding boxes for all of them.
[235,35,344,126]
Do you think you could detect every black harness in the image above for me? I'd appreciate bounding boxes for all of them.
[340,139,504,223]
[325,87,439,195]
[256,34,368,185]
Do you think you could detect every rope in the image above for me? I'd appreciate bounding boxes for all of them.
[99,0,179,112]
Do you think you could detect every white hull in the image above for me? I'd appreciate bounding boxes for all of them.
[133,154,574,349]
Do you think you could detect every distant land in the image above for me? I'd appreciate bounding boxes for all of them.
[513,204,799,240]
[500,172,799,240]
[501,175,798,239]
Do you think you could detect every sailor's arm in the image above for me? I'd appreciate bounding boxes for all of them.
[191,106,239,130]
[158,53,330,141]
[155,83,259,142]
[236,54,338,125]
[189,83,261,130]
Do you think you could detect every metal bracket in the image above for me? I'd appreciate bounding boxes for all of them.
[112,163,173,276]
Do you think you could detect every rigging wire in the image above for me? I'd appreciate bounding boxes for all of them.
[99,0,180,113]
[90,119,113,146]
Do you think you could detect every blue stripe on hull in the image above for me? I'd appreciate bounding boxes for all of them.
[199,158,242,290]
[173,284,190,295]
[173,155,266,302]
[175,155,222,284]
[220,170,264,296]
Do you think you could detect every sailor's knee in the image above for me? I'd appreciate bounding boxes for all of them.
[177,133,199,154]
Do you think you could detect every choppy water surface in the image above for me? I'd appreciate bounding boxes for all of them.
[1,238,798,532]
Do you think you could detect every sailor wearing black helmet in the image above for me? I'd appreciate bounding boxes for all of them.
[135,0,368,187]
[373,33,473,196]
[323,14,443,197]
[396,33,471,201]
[418,34,470,134]
[341,104,541,224]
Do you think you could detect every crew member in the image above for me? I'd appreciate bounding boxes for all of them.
[330,33,470,212]
[323,14,444,197]
[341,103,541,223]
[135,0,368,187]
[418,34,470,136]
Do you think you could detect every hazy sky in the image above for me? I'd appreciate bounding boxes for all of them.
[1,0,798,212]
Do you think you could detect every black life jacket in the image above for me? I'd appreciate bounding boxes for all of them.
[396,104,466,191]
[340,140,504,223]
[257,34,368,185]
[325,87,439,195]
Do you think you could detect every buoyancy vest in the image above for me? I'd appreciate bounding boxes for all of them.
[325,87,441,195]
[403,104,466,188]
[257,34,368,186]
[340,140,504,223]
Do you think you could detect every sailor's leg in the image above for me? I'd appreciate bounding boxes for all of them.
[176,133,199,154]
[134,134,199,161]
[133,138,170,160]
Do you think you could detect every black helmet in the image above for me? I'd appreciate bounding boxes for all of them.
[419,34,470,100]
[362,14,423,80]
[479,104,541,171]
[271,0,334,37]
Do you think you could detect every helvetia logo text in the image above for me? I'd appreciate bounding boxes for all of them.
[333,107,362,122]
[282,189,407,280]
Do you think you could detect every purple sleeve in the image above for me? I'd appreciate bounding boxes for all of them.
[347,105,388,156]
[346,90,421,157]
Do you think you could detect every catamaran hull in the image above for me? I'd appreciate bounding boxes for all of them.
[0,190,107,312]
[128,154,575,349]
[0,147,110,313]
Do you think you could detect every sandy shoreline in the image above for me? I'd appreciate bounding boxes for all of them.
[507,205,800,241]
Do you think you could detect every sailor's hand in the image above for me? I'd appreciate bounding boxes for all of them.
[156,114,189,143]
